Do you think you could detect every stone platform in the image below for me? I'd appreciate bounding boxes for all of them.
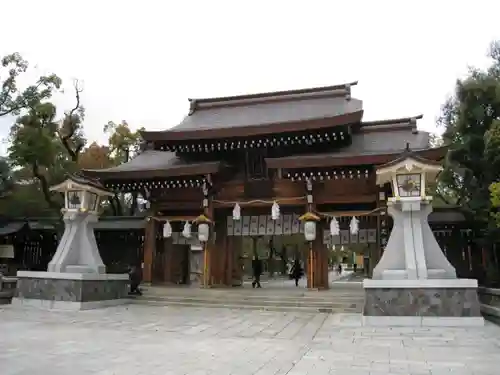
[12,271,129,310]
[363,278,484,327]
[1,304,500,375]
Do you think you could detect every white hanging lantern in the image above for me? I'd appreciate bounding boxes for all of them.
[350,216,359,235]
[299,212,320,242]
[232,203,241,221]
[194,214,211,243]
[330,217,340,236]
[198,223,209,242]
[331,244,336,251]
[304,221,317,241]
[162,220,172,238]
[271,201,280,220]
[182,221,192,239]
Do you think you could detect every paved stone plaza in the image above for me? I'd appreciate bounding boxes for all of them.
[1,305,500,375]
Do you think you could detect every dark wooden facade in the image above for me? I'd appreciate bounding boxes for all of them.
[0,214,494,285]
[82,82,449,289]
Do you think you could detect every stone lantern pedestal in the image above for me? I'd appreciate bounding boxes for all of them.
[12,176,129,310]
[363,149,483,327]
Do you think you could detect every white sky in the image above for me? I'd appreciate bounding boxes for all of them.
[1,0,499,155]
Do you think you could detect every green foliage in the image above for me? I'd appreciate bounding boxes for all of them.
[103,120,145,163]
[439,41,500,236]
[8,102,66,210]
[0,157,13,198]
[103,121,146,216]
[490,182,500,227]
[0,52,61,117]
[9,102,59,168]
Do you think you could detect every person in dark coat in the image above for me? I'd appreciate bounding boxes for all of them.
[129,264,142,295]
[290,259,304,287]
[252,256,262,288]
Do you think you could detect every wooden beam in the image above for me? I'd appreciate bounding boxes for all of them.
[315,194,377,205]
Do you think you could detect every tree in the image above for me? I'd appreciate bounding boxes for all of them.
[8,102,63,210]
[103,120,145,215]
[57,80,86,162]
[0,53,61,117]
[104,120,145,163]
[438,40,500,247]
[0,157,13,198]
[78,142,113,170]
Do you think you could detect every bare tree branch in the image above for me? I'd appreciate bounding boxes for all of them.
[58,79,84,162]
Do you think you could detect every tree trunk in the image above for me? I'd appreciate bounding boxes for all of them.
[31,163,59,211]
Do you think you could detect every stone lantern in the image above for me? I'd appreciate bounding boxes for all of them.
[12,175,130,310]
[362,147,483,327]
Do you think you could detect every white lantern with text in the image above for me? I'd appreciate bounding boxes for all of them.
[194,214,212,243]
[299,212,320,242]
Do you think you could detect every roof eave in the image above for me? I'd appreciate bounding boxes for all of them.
[81,162,222,181]
[265,146,448,170]
[141,111,364,142]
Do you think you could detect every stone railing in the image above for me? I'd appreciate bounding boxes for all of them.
[478,287,500,324]
[0,274,18,304]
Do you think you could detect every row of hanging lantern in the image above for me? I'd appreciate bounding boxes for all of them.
[233,201,359,243]
[160,200,360,243]
[161,214,212,243]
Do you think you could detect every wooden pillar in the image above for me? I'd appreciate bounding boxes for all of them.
[143,218,157,284]
[224,223,233,286]
[212,218,226,286]
[304,178,328,289]
[203,177,214,287]
[164,237,174,283]
[312,228,328,289]
[374,183,388,276]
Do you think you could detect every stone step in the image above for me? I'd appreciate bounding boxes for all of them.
[130,299,362,314]
[136,294,363,309]
[141,290,363,302]
[142,287,363,298]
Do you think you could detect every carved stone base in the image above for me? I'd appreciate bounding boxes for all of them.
[12,271,129,310]
[362,279,484,327]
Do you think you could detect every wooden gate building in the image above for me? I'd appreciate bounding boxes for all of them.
[83,82,446,289]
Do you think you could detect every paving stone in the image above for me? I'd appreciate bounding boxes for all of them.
[1,304,500,374]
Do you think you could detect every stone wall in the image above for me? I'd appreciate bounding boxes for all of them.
[478,287,500,324]
[0,275,18,304]
[15,277,129,302]
[364,287,481,317]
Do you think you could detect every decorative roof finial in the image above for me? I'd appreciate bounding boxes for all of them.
[188,99,198,115]
[345,83,351,101]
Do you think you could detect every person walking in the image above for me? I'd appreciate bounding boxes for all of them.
[252,256,262,288]
[128,264,142,295]
[290,259,304,287]
[337,263,342,276]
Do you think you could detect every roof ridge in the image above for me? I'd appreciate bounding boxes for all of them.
[187,81,358,114]
[361,114,423,127]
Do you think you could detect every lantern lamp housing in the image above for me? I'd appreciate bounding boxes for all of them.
[375,150,443,201]
[304,221,317,241]
[50,175,114,214]
[67,191,82,209]
[198,223,210,243]
[194,214,212,243]
[298,212,320,242]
